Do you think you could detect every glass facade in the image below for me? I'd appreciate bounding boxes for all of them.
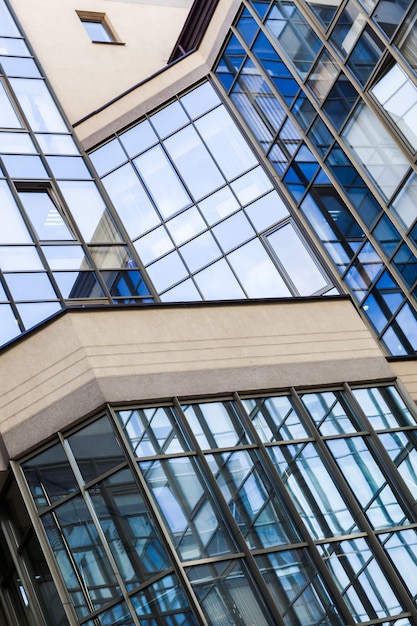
[214,0,417,355]
[90,82,334,302]
[0,0,153,347]
[0,383,414,625]
[0,0,417,625]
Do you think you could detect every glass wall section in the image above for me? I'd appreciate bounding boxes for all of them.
[0,480,68,625]
[0,0,153,349]
[90,82,334,302]
[14,382,417,625]
[214,1,417,355]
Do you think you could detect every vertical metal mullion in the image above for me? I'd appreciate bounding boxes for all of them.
[59,435,143,626]
[109,403,209,626]
[172,397,290,626]
[10,460,79,626]
[233,391,358,626]
[290,387,417,622]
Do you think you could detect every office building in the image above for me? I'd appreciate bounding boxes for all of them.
[0,0,416,624]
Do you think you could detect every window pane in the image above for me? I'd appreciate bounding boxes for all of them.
[89,468,171,588]
[318,537,404,622]
[22,442,78,510]
[372,63,417,150]
[59,181,122,243]
[19,191,74,240]
[228,238,291,297]
[140,457,236,560]
[134,145,191,218]
[0,81,22,128]
[187,559,270,626]
[118,406,190,456]
[163,126,224,200]
[269,443,358,539]
[68,415,125,482]
[342,103,409,200]
[267,223,329,295]
[207,448,300,549]
[195,106,258,179]
[10,78,67,133]
[0,180,31,243]
[256,549,344,624]
[102,164,160,239]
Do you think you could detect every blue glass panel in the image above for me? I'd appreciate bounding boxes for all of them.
[308,117,333,156]
[256,549,344,624]
[0,132,35,153]
[372,0,409,37]
[102,164,160,239]
[17,301,61,329]
[180,81,221,119]
[134,145,191,219]
[236,8,259,45]
[0,38,29,56]
[252,32,299,104]
[68,415,125,482]
[213,211,255,252]
[322,73,358,130]
[5,272,57,301]
[195,106,258,179]
[90,139,127,176]
[194,258,245,299]
[180,231,221,273]
[35,133,79,155]
[265,1,322,79]
[103,269,151,299]
[306,1,337,28]
[146,251,188,292]
[47,156,91,179]
[0,304,20,344]
[162,278,201,302]
[150,101,189,138]
[346,26,385,85]
[163,125,225,200]
[292,92,315,130]
[330,2,363,58]
[373,271,404,314]
[394,303,417,351]
[362,293,389,332]
[0,2,21,36]
[0,246,43,270]
[10,78,68,133]
[326,145,382,228]
[119,119,158,158]
[245,190,289,231]
[2,155,48,178]
[392,244,417,289]
[132,574,198,624]
[0,56,41,77]
[250,1,270,19]
[216,34,246,90]
[53,272,104,299]
[372,215,401,257]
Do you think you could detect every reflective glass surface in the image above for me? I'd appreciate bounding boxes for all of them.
[92,82,333,302]
[17,383,417,625]
[215,2,417,355]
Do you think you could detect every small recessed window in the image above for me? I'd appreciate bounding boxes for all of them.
[77,12,119,44]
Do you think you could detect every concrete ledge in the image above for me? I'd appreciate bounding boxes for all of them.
[0,299,394,461]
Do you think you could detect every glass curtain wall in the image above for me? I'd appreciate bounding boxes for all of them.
[214,0,417,355]
[89,82,335,302]
[9,383,417,625]
[0,0,153,349]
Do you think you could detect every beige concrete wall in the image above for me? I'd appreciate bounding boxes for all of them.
[10,0,193,125]
[390,360,417,402]
[0,299,395,464]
